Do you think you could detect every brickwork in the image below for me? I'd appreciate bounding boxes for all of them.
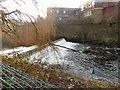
[80,1,120,23]
[103,2,120,23]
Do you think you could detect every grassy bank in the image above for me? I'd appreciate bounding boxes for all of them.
[1,55,119,89]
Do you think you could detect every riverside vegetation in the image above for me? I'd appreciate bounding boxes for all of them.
[1,55,120,89]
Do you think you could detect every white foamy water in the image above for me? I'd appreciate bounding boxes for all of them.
[28,38,79,64]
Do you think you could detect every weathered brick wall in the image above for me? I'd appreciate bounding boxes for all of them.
[103,5,119,23]
[56,23,119,45]
[92,8,104,23]
[102,2,119,8]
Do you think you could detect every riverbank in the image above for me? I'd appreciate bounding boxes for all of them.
[1,55,119,89]
[1,38,119,84]
[1,39,120,89]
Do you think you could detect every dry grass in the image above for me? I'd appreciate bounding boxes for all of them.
[1,55,119,89]
[1,17,56,48]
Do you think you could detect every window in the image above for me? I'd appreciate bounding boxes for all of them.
[92,1,95,6]
[63,11,66,13]
[81,5,84,11]
[59,18,62,20]
[84,7,86,9]
[89,10,93,16]
[57,10,59,13]
[84,11,92,17]
[88,2,91,7]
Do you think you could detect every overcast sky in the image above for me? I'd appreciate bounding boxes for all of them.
[0,0,88,18]
[1,0,119,18]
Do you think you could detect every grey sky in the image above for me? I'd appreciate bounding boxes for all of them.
[1,0,119,18]
[0,0,88,18]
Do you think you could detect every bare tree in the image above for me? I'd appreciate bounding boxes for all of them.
[0,0,57,48]
[0,0,43,47]
[0,0,7,2]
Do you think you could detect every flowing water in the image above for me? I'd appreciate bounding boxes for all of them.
[28,39,120,83]
[63,44,120,83]
[1,39,119,83]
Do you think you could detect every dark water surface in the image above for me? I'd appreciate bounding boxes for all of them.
[63,44,120,83]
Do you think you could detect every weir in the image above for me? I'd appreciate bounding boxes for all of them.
[0,38,119,84]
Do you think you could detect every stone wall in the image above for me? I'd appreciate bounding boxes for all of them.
[92,8,104,23]
[56,22,119,45]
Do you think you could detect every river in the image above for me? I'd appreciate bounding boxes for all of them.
[28,39,120,84]
[1,38,119,83]
[63,43,120,83]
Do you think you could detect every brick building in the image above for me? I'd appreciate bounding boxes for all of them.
[47,7,81,21]
[103,2,120,23]
[80,0,103,17]
[47,1,120,23]
[80,0,120,23]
